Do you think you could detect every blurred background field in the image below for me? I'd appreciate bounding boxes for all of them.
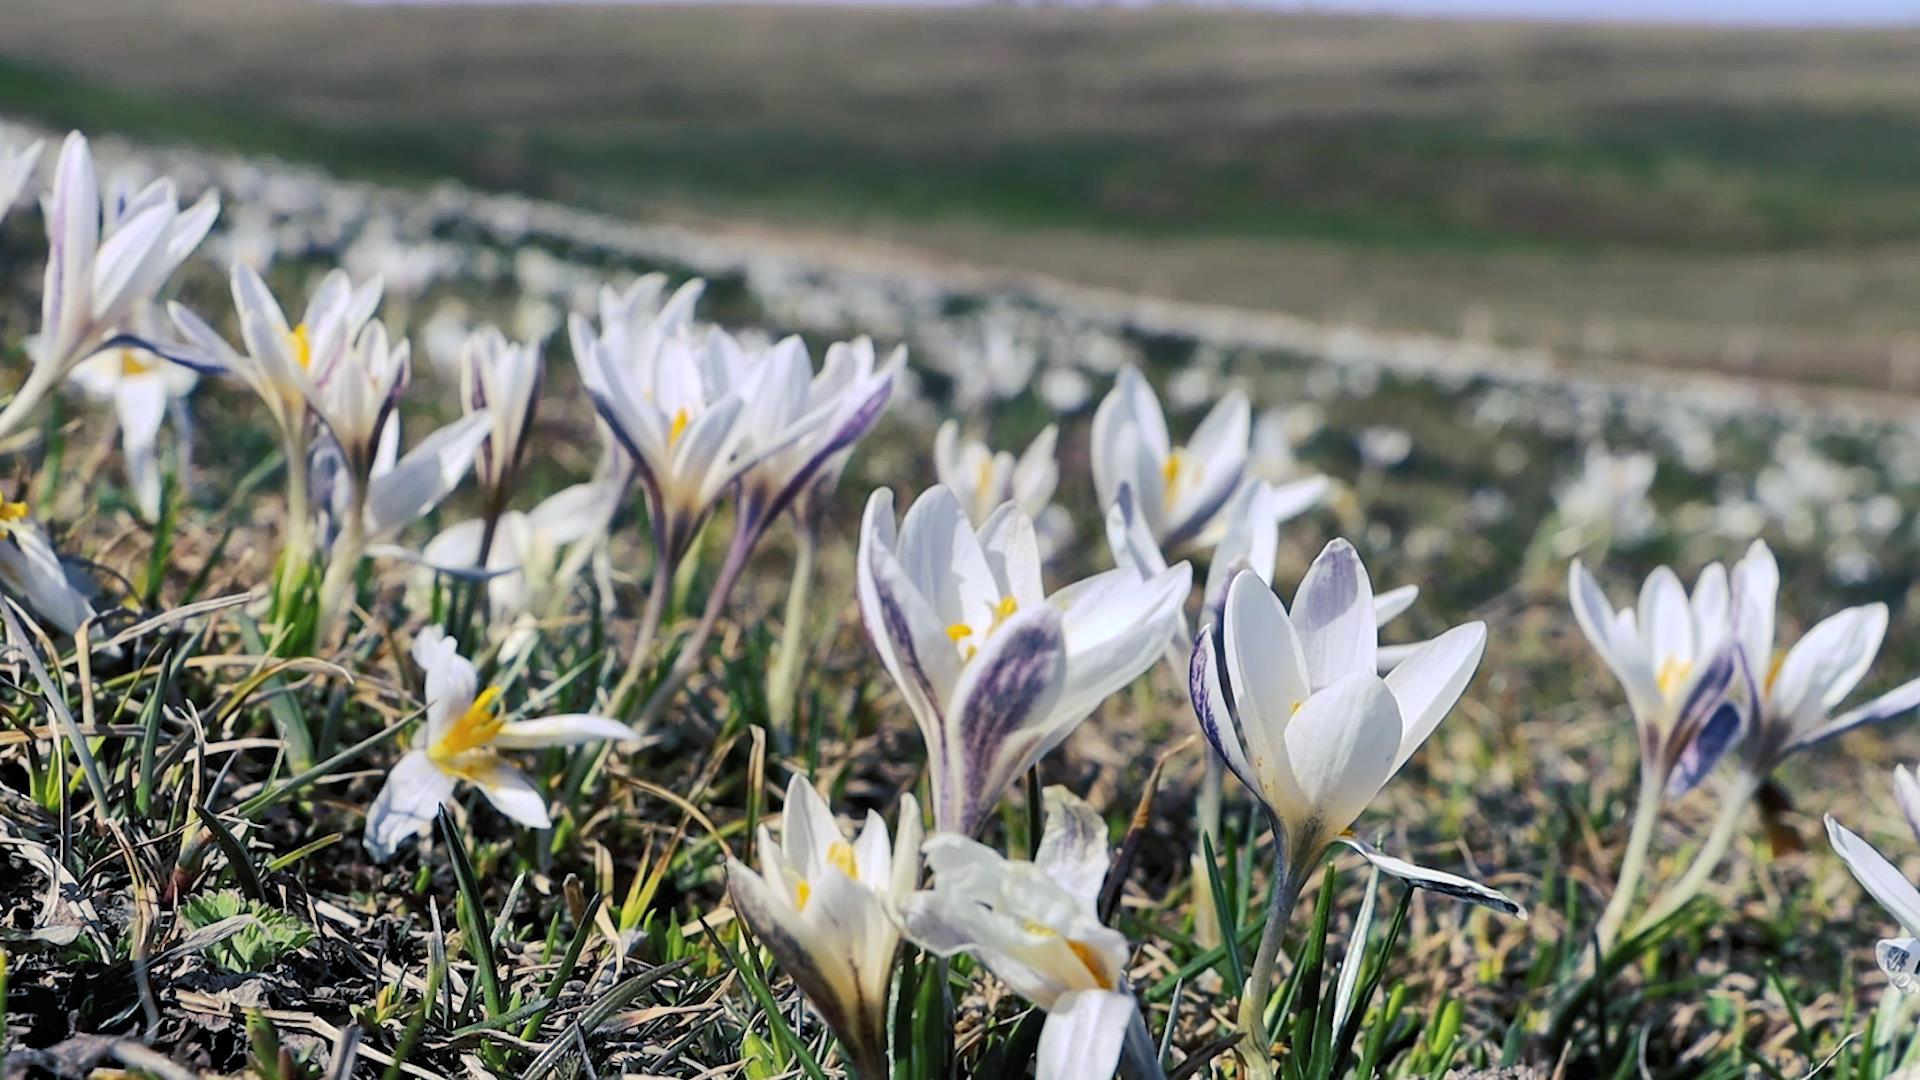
[8,0,1920,389]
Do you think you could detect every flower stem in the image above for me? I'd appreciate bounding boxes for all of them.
[608,550,674,715]
[765,522,818,747]
[1190,752,1227,948]
[1630,771,1759,936]
[1239,820,1306,1080]
[0,364,57,447]
[1596,767,1665,951]
[315,494,367,648]
[626,522,757,728]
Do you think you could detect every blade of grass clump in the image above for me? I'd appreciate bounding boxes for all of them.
[1765,962,1816,1065]
[233,616,315,772]
[437,810,505,1021]
[263,834,341,873]
[140,474,181,608]
[1202,833,1245,995]
[1328,887,1413,1080]
[134,645,179,816]
[235,715,407,817]
[1278,860,1338,1063]
[521,894,603,1042]
[194,805,265,902]
[703,920,830,1080]
[383,902,448,1080]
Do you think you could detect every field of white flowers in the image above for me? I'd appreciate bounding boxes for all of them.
[7,119,1920,1079]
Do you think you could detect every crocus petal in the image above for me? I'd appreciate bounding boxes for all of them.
[1731,539,1779,677]
[1792,676,1920,754]
[978,503,1046,610]
[1638,565,1695,674]
[1383,622,1486,774]
[1772,604,1888,726]
[1051,563,1191,728]
[1333,836,1526,918]
[1667,699,1746,797]
[469,760,552,830]
[1036,990,1134,1080]
[1034,785,1111,911]
[1292,539,1377,689]
[362,412,494,539]
[1569,561,1661,723]
[1827,815,1920,936]
[41,132,98,366]
[1898,766,1920,845]
[364,750,454,861]
[1878,938,1920,994]
[1280,671,1402,837]
[1222,570,1313,807]
[941,606,1069,836]
[1190,628,1262,801]
[1373,584,1418,627]
[491,714,639,749]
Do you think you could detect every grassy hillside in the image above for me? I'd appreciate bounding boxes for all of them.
[5,0,1920,382]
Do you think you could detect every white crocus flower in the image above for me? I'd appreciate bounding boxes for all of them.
[1550,445,1659,558]
[1569,558,1753,946]
[858,486,1190,836]
[364,630,637,860]
[934,420,1060,528]
[420,480,621,639]
[727,776,922,1080]
[1730,540,1920,777]
[0,135,44,229]
[67,319,197,522]
[1091,366,1249,552]
[1569,559,1752,796]
[1190,548,1516,1071]
[790,337,898,526]
[0,499,95,636]
[1826,814,1920,993]
[0,132,218,443]
[899,787,1164,1080]
[459,325,543,512]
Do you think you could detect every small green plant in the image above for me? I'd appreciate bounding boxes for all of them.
[179,890,315,974]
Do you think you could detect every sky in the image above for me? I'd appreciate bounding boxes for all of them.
[348,0,1920,27]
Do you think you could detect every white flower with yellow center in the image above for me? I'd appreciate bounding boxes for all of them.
[934,420,1060,529]
[858,486,1189,836]
[363,630,637,860]
[0,496,95,637]
[726,775,921,1080]
[1091,366,1249,552]
[67,307,198,521]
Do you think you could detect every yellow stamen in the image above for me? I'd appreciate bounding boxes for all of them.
[1068,941,1116,991]
[826,840,858,880]
[288,323,313,370]
[1290,700,1304,716]
[947,623,974,642]
[991,595,1019,627]
[668,407,690,448]
[1765,650,1786,694]
[1161,450,1183,487]
[430,686,506,763]
[795,878,812,911]
[119,349,157,377]
[1656,656,1693,698]
[0,499,28,541]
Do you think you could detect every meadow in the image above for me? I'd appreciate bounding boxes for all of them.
[7,1,1920,388]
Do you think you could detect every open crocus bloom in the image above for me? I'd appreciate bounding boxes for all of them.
[858,485,1189,835]
[67,321,197,521]
[0,135,43,229]
[364,629,637,860]
[935,420,1060,528]
[727,776,921,1079]
[1190,549,1520,914]
[1730,540,1920,778]
[0,497,96,636]
[1091,366,1249,552]
[1826,814,1920,992]
[899,787,1158,1079]
[1570,559,1752,795]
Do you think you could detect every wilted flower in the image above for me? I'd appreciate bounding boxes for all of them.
[1826,813,1920,992]
[0,132,217,443]
[858,485,1189,835]
[899,787,1158,1079]
[0,498,95,636]
[727,776,921,1079]
[364,629,636,860]
[1091,366,1248,552]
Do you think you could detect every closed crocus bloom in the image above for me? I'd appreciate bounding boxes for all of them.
[858,486,1190,836]
[727,776,921,1079]
[0,132,218,443]
[1826,814,1920,992]
[900,787,1163,1079]
[364,629,637,860]
[1730,540,1920,776]
[934,420,1061,527]
[1091,366,1249,552]
[459,325,543,509]
[0,135,43,228]
[791,337,898,526]
[0,498,96,636]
